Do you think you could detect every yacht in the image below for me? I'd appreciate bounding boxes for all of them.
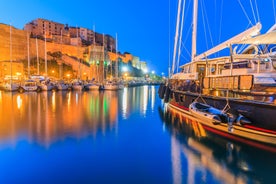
[159,0,276,146]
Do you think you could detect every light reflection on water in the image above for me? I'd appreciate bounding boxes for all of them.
[0,90,119,147]
[0,87,275,183]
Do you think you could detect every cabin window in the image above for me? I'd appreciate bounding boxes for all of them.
[224,61,251,69]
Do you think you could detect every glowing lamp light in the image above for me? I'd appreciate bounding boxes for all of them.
[122,66,128,72]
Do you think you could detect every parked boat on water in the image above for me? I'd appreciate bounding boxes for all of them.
[3,81,20,92]
[40,80,56,91]
[104,80,124,91]
[18,79,41,93]
[83,81,100,90]
[56,80,70,91]
[71,80,84,91]
[160,0,276,146]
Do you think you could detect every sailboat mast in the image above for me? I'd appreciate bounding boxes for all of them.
[102,33,105,82]
[171,0,182,76]
[77,26,80,79]
[191,0,198,62]
[45,28,47,76]
[27,32,30,78]
[10,24,12,83]
[36,37,39,75]
[115,33,118,79]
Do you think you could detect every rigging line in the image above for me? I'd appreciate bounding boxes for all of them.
[179,23,192,58]
[237,0,253,26]
[273,0,276,23]
[172,0,183,76]
[168,0,171,75]
[215,0,217,45]
[200,0,209,52]
[249,0,257,24]
[177,0,186,72]
[181,40,191,58]
[218,0,224,51]
[202,0,215,51]
[254,0,260,23]
[180,53,189,62]
[237,44,247,54]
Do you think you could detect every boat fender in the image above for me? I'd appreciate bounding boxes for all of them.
[158,84,163,96]
[160,85,166,99]
[174,92,180,102]
[164,87,171,103]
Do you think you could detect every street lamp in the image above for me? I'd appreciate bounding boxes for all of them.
[122,66,128,72]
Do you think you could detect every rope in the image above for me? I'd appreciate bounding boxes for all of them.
[168,0,171,76]
[237,0,253,26]
[249,0,257,24]
[273,0,276,24]
[180,24,193,59]
[200,0,209,53]
[202,0,215,51]
[218,0,224,50]
[222,90,231,113]
[255,0,260,23]
[194,93,207,104]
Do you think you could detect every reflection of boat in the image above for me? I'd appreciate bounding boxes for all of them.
[161,104,276,183]
[160,0,276,146]
[18,79,41,93]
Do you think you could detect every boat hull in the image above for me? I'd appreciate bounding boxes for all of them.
[167,101,276,149]
[170,90,276,131]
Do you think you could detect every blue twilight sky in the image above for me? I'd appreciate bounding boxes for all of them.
[0,0,276,76]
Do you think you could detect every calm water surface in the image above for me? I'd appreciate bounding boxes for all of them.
[0,86,275,184]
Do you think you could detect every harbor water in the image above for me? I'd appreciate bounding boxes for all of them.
[0,86,275,184]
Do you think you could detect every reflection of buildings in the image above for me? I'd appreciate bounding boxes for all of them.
[0,91,118,146]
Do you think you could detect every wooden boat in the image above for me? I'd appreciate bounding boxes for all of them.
[3,81,20,92]
[71,80,83,91]
[83,81,100,90]
[160,0,276,146]
[56,80,69,91]
[104,81,124,90]
[18,79,41,93]
[189,102,229,125]
[168,101,276,146]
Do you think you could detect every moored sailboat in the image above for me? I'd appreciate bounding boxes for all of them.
[161,0,276,146]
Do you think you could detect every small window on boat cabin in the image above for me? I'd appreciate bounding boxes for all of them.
[224,61,251,69]
[197,64,205,76]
